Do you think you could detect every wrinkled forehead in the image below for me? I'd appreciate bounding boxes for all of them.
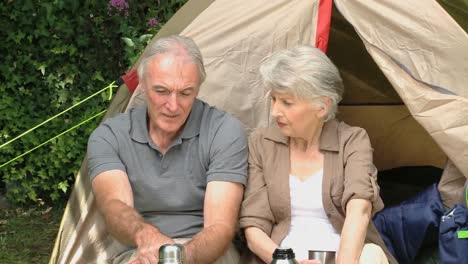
[146,54,199,78]
[151,53,195,70]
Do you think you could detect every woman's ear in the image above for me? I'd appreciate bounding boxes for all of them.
[318,97,331,119]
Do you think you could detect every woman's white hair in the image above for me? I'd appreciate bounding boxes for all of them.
[137,35,206,84]
[259,45,344,121]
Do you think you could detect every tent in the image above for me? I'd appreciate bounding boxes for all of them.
[50,0,468,263]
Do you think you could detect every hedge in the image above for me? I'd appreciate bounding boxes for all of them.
[0,0,187,205]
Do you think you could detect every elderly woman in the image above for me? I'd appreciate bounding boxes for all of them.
[239,45,396,264]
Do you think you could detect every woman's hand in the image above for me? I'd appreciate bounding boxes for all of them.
[244,227,278,263]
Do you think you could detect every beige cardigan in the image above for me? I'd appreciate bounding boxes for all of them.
[239,120,397,264]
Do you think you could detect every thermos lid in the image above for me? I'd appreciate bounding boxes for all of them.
[158,243,184,263]
[273,247,295,259]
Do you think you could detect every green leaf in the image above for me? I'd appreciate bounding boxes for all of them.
[50,46,67,54]
[121,37,135,47]
[28,190,37,201]
[64,74,75,85]
[92,71,104,82]
[139,34,154,42]
[14,31,26,44]
[58,181,68,193]
[38,65,46,76]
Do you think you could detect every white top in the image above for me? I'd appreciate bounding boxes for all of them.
[279,169,341,260]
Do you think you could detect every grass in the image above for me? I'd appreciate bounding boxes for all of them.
[0,205,64,264]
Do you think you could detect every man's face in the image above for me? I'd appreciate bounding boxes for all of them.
[142,54,200,136]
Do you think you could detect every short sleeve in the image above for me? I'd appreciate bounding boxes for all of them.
[342,128,384,216]
[239,130,274,235]
[206,115,248,185]
[87,124,126,181]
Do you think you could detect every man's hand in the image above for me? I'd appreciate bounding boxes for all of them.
[92,170,174,264]
[127,224,174,264]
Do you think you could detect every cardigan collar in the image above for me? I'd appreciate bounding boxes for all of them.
[263,119,340,152]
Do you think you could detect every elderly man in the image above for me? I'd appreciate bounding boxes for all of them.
[87,35,247,264]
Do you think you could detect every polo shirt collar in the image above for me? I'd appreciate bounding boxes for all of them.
[264,119,340,151]
[130,106,150,144]
[179,99,202,139]
[129,100,203,144]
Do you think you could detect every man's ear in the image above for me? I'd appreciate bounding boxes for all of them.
[139,83,146,92]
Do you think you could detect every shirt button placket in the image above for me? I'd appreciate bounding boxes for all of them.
[161,152,168,169]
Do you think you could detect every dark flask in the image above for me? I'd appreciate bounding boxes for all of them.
[271,247,298,264]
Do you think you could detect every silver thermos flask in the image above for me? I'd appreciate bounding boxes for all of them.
[158,243,185,264]
[271,247,298,264]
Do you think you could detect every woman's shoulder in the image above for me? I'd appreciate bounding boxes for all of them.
[248,126,287,156]
[333,120,370,138]
[247,127,270,149]
[249,126,288,144]
[332,120,372,148]
[249,127,269,137]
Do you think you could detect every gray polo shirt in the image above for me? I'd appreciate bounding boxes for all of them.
[87,99,247,238]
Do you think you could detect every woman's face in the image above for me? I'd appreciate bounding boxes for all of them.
[270,90,325,138]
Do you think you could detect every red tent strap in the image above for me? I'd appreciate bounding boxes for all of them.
[121,69,139,94]
[316,0,333,53]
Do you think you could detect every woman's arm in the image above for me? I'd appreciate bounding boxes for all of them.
[245,226,279,263]
[336,198,372,264]
[239,130,277,261]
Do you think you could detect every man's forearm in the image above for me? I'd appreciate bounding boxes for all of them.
[184,223,235,264]
[102,199,161,246]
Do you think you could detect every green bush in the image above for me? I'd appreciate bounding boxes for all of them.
[0,0,187,205]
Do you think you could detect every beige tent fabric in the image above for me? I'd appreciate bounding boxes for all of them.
[183,0,320,131]
[50,86,131,264]
[334,0,468,207]
[439,159,467,208]
[334,0,468,178]
[335,0,468,97]
[328,5,401,105]
[326,5,448,171]
[338,105,445,171]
